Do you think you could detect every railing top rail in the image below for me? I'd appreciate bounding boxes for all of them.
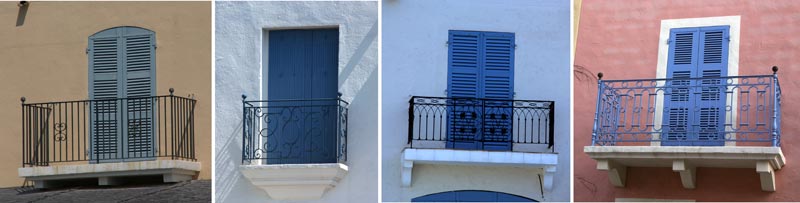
[21,94,195,106]
[599,74,777,83]
[410,96,555,103]
[243,97,349,106]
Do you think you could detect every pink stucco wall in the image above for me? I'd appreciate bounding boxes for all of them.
[574,0,800,201]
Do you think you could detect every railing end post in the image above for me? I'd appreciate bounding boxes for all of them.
[597,72,604,80]
[241,94,247,101]
[20,97,25,104]
[772,66,779,74]
[169,88,174,96]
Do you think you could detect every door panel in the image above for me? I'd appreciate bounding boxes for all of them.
[89,27,155,162]
[447,30,514,150]
[266,29,339,164]
[662,26,728,146]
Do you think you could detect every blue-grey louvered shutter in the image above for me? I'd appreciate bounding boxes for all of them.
[122,27,156,158]
[662,26,728,146]
[447,30,482,150]
[695,26,728,146]
[89,27,156,162]
[89,28,123,161]
[481,32,514,151]
[662,28,697,146]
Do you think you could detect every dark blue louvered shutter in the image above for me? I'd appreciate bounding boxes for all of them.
[481,32,514,150]
[447,31,515,150]
[89,27,156,162]
[447,30,482,150]
[122,27,157,158]
[662,26,728,146]
[695,26,728,146]
[89,28,123,161]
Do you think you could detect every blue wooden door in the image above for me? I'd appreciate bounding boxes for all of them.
[412,190,536,202]
[447,30,514,150]
[662,26,728,146]
[89,26,156,162]
[266,29,338,164]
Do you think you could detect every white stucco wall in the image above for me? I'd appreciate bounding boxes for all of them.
[382,0,571,201]
[214,1,378,202]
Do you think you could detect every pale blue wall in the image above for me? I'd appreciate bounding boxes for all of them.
[382,0,571,201]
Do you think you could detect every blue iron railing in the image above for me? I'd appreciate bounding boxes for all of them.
[241,95,348,165]
[591,67,781,146]
[408,96,555,152]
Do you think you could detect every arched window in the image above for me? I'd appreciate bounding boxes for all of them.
[88,26,156,162]
[412,190,537,202]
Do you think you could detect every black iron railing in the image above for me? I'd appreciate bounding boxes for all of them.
[21,88,196,167]
[408,96,555,152]
[241,95,348,165]
[591,68,781,146]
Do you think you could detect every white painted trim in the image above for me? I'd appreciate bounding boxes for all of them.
[653,16,741,146]
[400,148,558,190]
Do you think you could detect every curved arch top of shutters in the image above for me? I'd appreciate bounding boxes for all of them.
[88,26,156,162]
[412,190,537,202]
[662,26,728,146]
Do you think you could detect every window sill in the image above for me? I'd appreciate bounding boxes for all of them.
[584,146,785,191]
[239,163,348,200]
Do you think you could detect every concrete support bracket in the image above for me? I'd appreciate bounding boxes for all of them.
[757,160,776,192]
[672,160,696,189]
[401,160,413,187]
[597,159,626,187]
[542,166,556,191]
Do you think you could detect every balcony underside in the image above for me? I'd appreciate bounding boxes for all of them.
[584,146,785,191]
[401,148,558,190]
[239,163,348,200]
[18,160,201,189]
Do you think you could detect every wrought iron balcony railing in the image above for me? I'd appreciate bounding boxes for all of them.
[241,96,348,165]
[591,68,781,147]
[408,96,555,152]
[21,89,197,167]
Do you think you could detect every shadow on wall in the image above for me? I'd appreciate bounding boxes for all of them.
[339,20,378,100]
[215,119,245,201]
[16,1,29,26]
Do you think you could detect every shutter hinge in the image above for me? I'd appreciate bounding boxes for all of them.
[444,89,448,95]
[85,48,90,54]
[445,41,449,47]
[514,44,518,49]
[153,44,157,49]
[666,38,671,44]
[725,36,731,42]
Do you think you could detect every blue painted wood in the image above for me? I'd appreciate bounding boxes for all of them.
[448,30,482,150]
[88,26,155,162]
[663,26,729,146]
[447,30,514,150]
[412,190,536,202]
[267,29,338,164]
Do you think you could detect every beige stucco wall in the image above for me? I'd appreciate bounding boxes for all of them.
[0,1,211,187]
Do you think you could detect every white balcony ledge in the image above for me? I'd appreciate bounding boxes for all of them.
[401,148,558,190]
[584,146,785,191]
[239,163,348,200]
[18,160,201,189]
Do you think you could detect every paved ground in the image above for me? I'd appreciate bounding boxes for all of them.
[0,180,211,203]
